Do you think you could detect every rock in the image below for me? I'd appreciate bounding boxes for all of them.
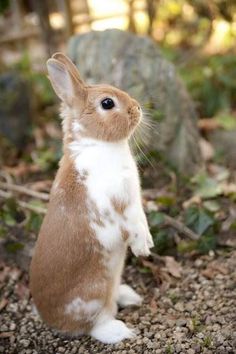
[19,339,30,348]
[174,302,184,312]
[68,29,202,175]
[176,319,187,327]
[0,72,31,148]
[209,129,236,168]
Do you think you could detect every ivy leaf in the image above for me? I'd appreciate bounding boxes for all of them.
[192,173,222,199]
[148,211,165,227]
[184,207,215,236]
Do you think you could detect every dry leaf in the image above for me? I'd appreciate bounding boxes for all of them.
[201,261,229,279]
[29,180,52,192]
[199,138,215,161]
[5,162,40,177]
[0,332,13,338]
[0,298,8,312]
[150,298,158,312]
[141,259,171,290]
[164,256,182,278]
[183,195,201,209]
[0,266,11,283]
[198,118,220,131]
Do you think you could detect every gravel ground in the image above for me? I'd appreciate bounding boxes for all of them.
[0,251,236,354]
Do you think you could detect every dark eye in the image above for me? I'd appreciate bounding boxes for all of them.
[101,98,115,110]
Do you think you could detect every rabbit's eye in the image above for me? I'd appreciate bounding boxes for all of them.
[101,98,115,110]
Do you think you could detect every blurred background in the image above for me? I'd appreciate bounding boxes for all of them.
[0,0,236,262]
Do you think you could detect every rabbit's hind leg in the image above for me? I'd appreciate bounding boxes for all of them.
[90,311,135,344]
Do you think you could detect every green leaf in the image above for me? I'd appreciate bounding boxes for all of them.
[184,206,215,236]
[148,211,165,227]
[152,229,175,254]
[192,173,222,199]
[5,242,24,253]
[156,195,175,207]
[198,234,217,254]
[177,240,198,253]
[203,200,220,212]
[216,112,236,130]
[26,212,43,233]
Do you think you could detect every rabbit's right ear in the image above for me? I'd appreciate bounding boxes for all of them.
[47,58,86,105]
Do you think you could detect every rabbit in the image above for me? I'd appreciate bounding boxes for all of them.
[29,52,154,344]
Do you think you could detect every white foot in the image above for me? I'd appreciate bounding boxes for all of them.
[90,319,135,344]
[117,284,143,308]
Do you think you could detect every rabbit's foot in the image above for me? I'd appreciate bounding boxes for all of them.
[90,318,135,344]
[117,284,143,308]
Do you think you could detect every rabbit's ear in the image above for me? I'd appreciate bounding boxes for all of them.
[47,58,86,104]
[52,52,85,87]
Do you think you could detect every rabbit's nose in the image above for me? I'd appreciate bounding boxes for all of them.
[128,105,141,115]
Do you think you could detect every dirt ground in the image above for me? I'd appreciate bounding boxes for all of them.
[0,251,236,354]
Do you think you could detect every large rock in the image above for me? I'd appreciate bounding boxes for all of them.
[68,29,202,175]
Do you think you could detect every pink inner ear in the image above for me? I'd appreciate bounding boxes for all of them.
[47,59,75,102]
[51,52,86,88]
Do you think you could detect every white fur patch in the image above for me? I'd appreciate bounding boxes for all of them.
[117,284,143,307]
[69,138,140,248]
[90,317,135,344]
[65,297,102,321]
[72,121,84,133]
[69,137,153,309]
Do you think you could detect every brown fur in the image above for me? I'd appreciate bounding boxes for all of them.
[30,154,114,333]
[30,53,142,336]
[111,197,128,215]
[120,228,129,242]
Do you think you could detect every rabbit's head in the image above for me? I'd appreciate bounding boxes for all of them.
[47,53,141,142]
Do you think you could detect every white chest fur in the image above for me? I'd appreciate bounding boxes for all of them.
[70,138,141,250]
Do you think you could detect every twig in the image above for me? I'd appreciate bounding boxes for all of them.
[0,181,49,201]
[150,252,164,262]
[0,189,47,215]
[163,213,200,241]
[17,201,46,215]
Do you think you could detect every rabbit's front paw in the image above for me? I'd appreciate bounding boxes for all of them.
[130,224,151,257]
[146,231,154,248]
[130,239,150,257]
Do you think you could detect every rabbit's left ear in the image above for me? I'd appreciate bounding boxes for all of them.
[47,58,86,105]
[52,52,85,88]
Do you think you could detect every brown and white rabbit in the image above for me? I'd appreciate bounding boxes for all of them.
[30,53,154,344]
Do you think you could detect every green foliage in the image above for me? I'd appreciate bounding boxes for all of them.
[165,345,174,354]
[215,111,236,130]
[26,212,43,233]
[148,211,166,227]
[5,242,24,253]
[0,0,9,13]
[148,212,176,254]
[180,54,236,117]
[148,204,219,255]
[32,146,61,172]
[191,173,223,199]
[183,206,218,253]
[0,198,24,227]
[184,206,215,236]
[168,291,181,305]
[14,52,55,107]
[203,335,213,348]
